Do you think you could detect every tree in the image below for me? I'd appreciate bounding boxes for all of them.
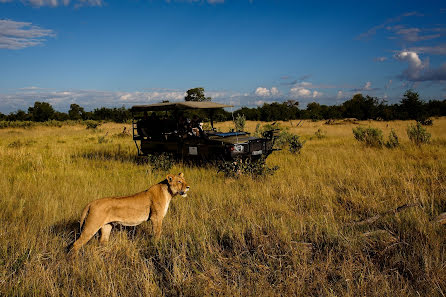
[185,87,211,102]
[28,101,55,122]
[399,90,425,120]
[68,104,85,120]
[342,94,379,120]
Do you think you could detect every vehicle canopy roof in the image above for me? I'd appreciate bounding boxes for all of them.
[131,101,233,112]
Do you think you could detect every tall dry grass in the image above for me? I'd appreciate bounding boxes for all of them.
[0,119,445,296]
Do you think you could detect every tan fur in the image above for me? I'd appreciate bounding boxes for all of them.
[70,173,189,254]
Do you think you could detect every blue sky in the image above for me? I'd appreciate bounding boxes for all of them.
[0,0,445,113]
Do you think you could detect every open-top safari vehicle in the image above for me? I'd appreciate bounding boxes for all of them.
[130,101,278,161]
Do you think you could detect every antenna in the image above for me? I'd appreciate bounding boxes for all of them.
[230,105,239,143]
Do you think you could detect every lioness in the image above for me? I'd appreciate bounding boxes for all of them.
[70,173,189,253]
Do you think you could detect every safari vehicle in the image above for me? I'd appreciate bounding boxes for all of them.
[130,101,277,161]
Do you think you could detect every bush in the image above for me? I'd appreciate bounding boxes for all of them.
[234,114,246,131]
[148,153,174,172]
[314,128,327,139]
[253,123,261,137]
[275,131,305,154]
[0,121,35,129]
[353,126,384,148]
[85,120,101,129]
[407,122,431,145]
[417,118,433,126]
[385,129,399,148]
[217,157,279,179]
[287,134,305,153]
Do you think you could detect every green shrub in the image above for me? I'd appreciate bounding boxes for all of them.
[217,157,279,179]
[274,131,305,154]
[314,128,327,139]
[0,121,35,129]
[85,120,101,129]
[353,126,384,148]
[417,118,433,126]
[287,133,305,153]
[407,122,431,145]
[148,153,174,172]
[234,114,246,131]
[385,129,399,148]
[253,123,261,137]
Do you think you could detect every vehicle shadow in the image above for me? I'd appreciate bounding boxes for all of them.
[73,148,223,168]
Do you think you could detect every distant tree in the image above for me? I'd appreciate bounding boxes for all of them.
[0,112,5,121]
[68,104,85,120]
[399,90,425,120]
[54,111,69,121]
[6,109,30,121]
[342,94,379,120]
[426,99,446,117]
[185,87,211,102]
[28,102,55,122]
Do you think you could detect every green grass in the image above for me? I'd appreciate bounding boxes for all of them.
[0,119,445,296]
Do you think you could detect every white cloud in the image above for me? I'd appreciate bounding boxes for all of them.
[254,86,280,97]
[289,85,323,99]
[270,87,279,96]
[0,89,191,113]
[364,81,372,90]
[0,19,55,49]
[336,91,343,99]
[312,90,322,98]
[394,50,446,81]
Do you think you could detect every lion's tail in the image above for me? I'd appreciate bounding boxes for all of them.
[79,203,91,231]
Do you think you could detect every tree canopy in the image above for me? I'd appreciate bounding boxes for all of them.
[185,88,211,102]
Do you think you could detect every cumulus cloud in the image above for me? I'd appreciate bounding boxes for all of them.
[394,50,446,81]
[0,0,103,7]
[0,19,55,49]
[0,87,248,113]
[254,86,280,97]
[0,88,191,113]
[289,86,322,98]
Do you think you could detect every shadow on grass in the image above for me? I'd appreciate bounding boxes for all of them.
[73,149,139,164]
[72,148,222,170]
[49,218,154,252]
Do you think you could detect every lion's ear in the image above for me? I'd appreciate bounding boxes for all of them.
[178,172,184,178]
[166,174,173,182]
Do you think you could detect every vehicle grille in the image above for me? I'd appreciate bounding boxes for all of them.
[250,141,263,151]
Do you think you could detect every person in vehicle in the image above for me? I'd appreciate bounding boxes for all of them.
[191,115,208,139]
[137,111,150,138]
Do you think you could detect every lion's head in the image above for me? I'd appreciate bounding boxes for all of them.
[166,173,190,197]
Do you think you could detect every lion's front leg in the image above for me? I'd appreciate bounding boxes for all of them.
[150,216,163,241]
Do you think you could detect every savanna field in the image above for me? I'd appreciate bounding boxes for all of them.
[0,118,445,296]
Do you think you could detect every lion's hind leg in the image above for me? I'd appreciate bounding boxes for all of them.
[70,213,106,253]
[100,224,113,244]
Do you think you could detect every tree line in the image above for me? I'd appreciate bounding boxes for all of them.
[233,90,445,122]
[0,90,445,123]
